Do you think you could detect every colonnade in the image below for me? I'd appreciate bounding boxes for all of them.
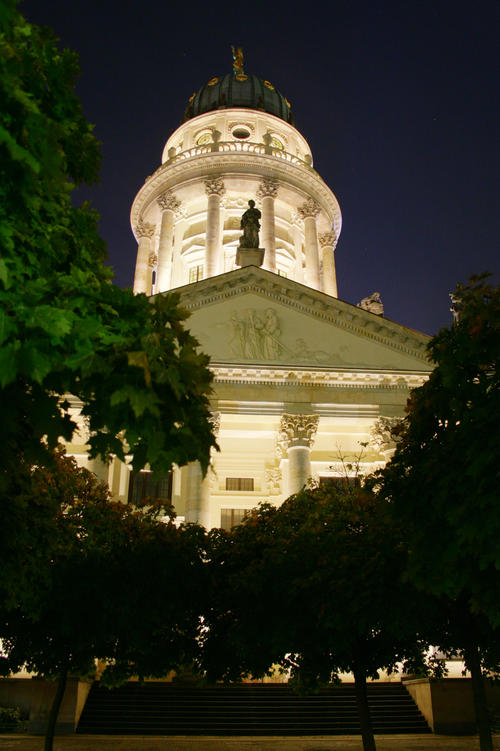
[132,176,338,297]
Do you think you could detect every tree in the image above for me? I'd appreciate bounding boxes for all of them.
[0,2,216,608]
[0,1,216,483]
[378,275,500,751]
[0,451,208,751]
[203,485,431,751]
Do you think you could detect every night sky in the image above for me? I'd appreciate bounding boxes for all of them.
[21,0,498,335]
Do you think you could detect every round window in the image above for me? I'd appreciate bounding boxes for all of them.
[232,127,251,140]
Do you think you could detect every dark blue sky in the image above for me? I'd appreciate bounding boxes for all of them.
[21,0,498,335]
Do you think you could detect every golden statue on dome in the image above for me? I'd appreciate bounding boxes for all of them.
[231,45,245,76]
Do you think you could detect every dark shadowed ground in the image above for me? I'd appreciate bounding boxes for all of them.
[0,735,499,750]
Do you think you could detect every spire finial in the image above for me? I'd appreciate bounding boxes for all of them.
[231,45,244,76]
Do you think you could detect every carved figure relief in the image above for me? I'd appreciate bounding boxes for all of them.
[229,308,283,360]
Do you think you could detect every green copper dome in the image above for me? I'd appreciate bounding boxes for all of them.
[183,73,295,125]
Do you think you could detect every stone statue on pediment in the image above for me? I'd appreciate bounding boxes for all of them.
[357,291,384,316]
[239,200,261,249]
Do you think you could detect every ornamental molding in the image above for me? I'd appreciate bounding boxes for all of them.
[265,468,282,495]
[136,219,156,239]
[211,366,429,391]
[256,177,279,199]
[298,197,321,219]
[147,252,158,268]
[228,121,256,135]
[204,176,226,197]
[175,267,431,363]
[157,190,182,214]
[221,196,252,211]
[318,231,338,248]
[131,152,342,236]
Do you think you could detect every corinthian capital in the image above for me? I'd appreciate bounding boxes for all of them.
[209,411,221,436]
[278,414,319,455]
[256,178,279,200]
[136,219,156,239]
[318,231,338,249]
[204,176,226,197]
[298,197,321,220]
[157,190,181,213]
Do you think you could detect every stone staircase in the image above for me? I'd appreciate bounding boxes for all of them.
[77,682,431,735]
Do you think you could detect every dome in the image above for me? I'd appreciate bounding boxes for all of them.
[183,73,294,125]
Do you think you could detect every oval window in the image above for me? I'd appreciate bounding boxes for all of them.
[232,127,251,140]
[196,132,212,146]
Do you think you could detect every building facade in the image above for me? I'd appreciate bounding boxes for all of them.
[70,60,432,527]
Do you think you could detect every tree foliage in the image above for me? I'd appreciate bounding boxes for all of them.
[379,274,500,623]
[0,452,208,751]
[0,1,216,491]
[203,485,430,751]
[378,274,500,750]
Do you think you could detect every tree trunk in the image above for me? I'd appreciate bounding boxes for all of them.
[44,666,68,751]
[465,644,493,751]
[353,665,376,751]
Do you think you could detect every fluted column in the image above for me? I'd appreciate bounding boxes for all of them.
[278,414,319,496]
[133,219,156,294]
[185,412,220,528]
[156,191,181,292]
[318,231,338,297]
[257,178,278,272]
[298,198,321,290]
[204,176,225,278]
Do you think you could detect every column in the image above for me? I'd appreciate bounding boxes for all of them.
[291,211,305,283]
[257,178,278,272]
[184,412,220,528]
[204,176,225,278]
[318,231,338,297]
[298,198,321,291]
[170,217,187,289]
[156,191,181,293]
[133,219,156,294]
[185,462,210,527]
[278,414,319,496]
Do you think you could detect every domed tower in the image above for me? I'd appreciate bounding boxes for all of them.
[123,51,431,532]
[131,51,341,296]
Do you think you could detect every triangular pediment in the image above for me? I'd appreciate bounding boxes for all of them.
[162,267,432,373]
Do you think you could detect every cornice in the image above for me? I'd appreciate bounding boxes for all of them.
[172,266,432,363]
[131,152,341,236]
[211,365,429,390]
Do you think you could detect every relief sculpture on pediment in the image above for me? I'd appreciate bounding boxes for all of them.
[229,308,284,360]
